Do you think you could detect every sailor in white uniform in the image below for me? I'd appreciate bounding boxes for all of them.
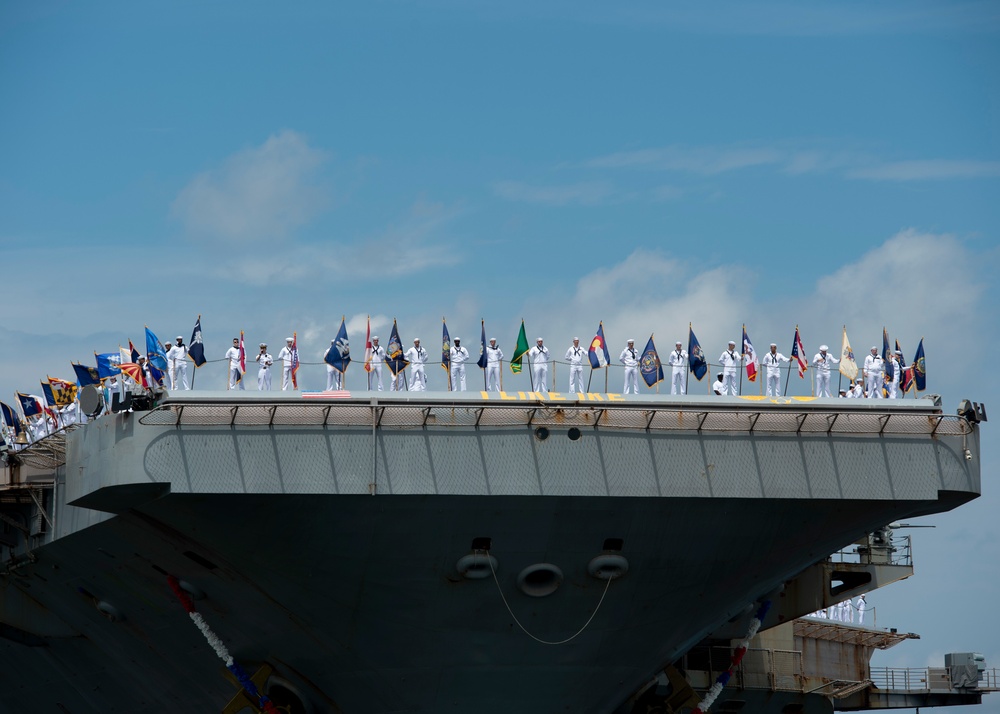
[886,350,902,399]
[369,336,384,391]
[450,337,470,391]
[719,341,743,396]
[485,338,503,392]
[856,594,867,624]
[812,345,840,398]
[667,341,688,395]
[255,343,273,391]
[620,339,639,394]
[529,338,550,393]
[277,337,295,391]
[225,338,244,390]
[565,337,586,393]
[168,337,190,390]
[863,347,884,399]
[762,343,789,397]
[406,338,428,391]
[324,340,343,391]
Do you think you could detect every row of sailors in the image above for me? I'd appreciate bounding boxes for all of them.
[228,336,909,399]
[808,594,868,624]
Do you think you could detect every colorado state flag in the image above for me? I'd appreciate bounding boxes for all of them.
[589,322,611,369]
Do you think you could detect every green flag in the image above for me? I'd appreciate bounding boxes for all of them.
[510,320,529,374]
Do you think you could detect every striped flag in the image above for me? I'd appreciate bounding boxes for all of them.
[791,326,807,378]
[742,325,758,382]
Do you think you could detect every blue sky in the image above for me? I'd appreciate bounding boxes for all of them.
[2,1,999,708]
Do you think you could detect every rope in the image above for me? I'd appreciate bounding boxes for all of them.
[487,551,612,646]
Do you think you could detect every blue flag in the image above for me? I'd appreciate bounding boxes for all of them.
[0,401,22,436]
[189,315,207,367]
[72,363,101,387]
[588,322,611,368]
[325,317,351,373]
[16,393,42,417]
[41,381,55,406]
[385,320,409,377]
[441,319,451,373]
[149,362,166,386]
[96,352,122,379]
[688,324,707,381]
[640,335,664,388]
[477,320,488,370]
[146,326,169,371]
[912,338,926,391]
[882,327,893,381]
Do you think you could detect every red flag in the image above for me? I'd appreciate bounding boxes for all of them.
[791,326,807,378]
[364,317,373,373]
[239,331,246,374]
[119,362,146,387]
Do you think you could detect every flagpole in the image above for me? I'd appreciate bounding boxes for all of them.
[586,369,593,393]
[739,325,745,396]
[783,327,795,397]
[605,365,608,393]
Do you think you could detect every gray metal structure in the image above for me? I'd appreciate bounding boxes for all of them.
[0,391,984,712]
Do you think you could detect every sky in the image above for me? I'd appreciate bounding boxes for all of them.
[2,1,999,709]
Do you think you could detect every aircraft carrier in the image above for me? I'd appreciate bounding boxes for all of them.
[0,390,986,712]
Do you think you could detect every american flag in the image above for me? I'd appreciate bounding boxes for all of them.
[791,326,807,378]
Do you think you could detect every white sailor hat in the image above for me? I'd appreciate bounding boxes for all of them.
[285,337,293,342]
[331,339,336,343]
[413,337,421,342]
[894,349,902,355]
[573,336,579,341]
[871,346,878,350]
[728,340,736,345]
[820,345,828,351]
[489,337,496,342]
[453,336,460,341]
[627,338,635,343]
[176,336,183,341]
[675,340,682,345]
[770,343,777,347]
[372,335,379,340]
[537,337,544,341]
[259,342,267,348]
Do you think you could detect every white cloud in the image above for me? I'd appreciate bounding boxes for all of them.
[586,145,784,174]
[847,160,1000,181]
[493,180,615,206]
[171,130,330,242]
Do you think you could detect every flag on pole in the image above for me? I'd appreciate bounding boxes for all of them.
[120,345,133,365]
[16,393,43,418]
[588,322,611,368]
[326,317,351,373]
[48,377,79,406]
[882,327,894,382]
[385,320,409,376]
[688,324,707,381]
[742,325,758,382]
[896,339,914,394]
[236,331,246,384]
[128,340,140,363]
[791,326,807,378]
[441,318,451,373]
[839,327,858,381]
[118,362,146,387]
[912,338,926,391]
[96,352,122,379]
[72,363,101,387]
[0,401,22,437]
[510,320,529,374]
[291,332,300,388]
[146,326,169,371]
[477,320,488,370]
[189,315,207,367]
[640,335,664,387]
[41,381,56,407]
[365,317,373,373]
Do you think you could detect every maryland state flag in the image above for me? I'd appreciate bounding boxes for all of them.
[385,320,409,377]
[640,335,664,387]
[912,338,926,391]
[588,322,611,368]
[48,377,79,406]
[688,323,707,381]
[510,320,529,374]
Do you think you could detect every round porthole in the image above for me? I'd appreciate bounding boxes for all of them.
[517,563,564,597]
[456,553,498,580]
[567,427,582,441]
[534,427,550,441]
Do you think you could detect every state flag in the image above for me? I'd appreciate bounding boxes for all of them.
[742,325,758,382]
[441,318,451,373]
[688,324,707,381]
[588,322,611,369]
[385,321,409,377]
[326,317,351,373]
[510,320,529,374]
[189,315,207,367]
[72,363,101,387]
[839,327,858,381]
[640,335,664,387]
[912,339,926,391]
[146,326,169,372]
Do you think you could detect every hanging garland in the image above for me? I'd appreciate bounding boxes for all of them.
[691,599,772,714]
[167,575,280,714]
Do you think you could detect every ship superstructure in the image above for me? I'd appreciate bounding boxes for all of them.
[0,391,986,712]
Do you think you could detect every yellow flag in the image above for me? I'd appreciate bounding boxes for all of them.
[839,327,858,381]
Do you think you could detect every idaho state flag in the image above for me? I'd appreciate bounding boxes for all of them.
[688,324,707,381]
[588,322,611,369]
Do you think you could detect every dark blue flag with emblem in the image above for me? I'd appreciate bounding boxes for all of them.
[326,317,351,373]
[16,393,42,418]
[588,322,611,369]
[385,320,409,377]
[189,315,207,367]
[441,318,451,374]
[688,323,708,381]
[0,401,22,436]
[912,338,926,391]
[477,320,488,370]
[95,352,122,379]
[72,362,101,387]
[882,327,893,381]
[146,326,169,371]
[640,335,664,388]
